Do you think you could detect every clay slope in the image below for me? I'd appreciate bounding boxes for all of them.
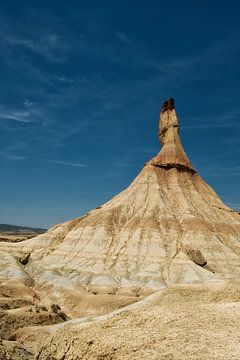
[36,282,240,360]
[0,98,240,303]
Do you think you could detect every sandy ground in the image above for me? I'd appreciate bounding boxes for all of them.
[1,281,240,359]
[36,282,240,360]
[1,231,240,359]
[0,279,139,358]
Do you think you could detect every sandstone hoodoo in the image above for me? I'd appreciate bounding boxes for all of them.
[150,97,195,172]
[1,98,240,308]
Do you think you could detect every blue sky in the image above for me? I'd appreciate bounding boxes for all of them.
[0,0,240,228]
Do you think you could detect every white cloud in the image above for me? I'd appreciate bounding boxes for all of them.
[0,104,46,124]
[0,110,31,123]
[50,160,88,168]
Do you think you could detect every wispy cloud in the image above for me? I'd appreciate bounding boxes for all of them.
[115,32,132,45]
[182,110,240,130]
[202,166,240,177]
[23,99,34,107]
[0,103,45,124]
[2,31,58,50]
[53,76,79,83]
[0,110,31,123]
[137,146,159,155]
[7,154,26,161]
[0,27,68,63]
[195,150,240,165]
[0,142,27,161]
[50,160,88,168]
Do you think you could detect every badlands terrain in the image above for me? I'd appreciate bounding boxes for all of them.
[0,98,240,359]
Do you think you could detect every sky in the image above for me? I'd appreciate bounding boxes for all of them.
[0,0,240,228]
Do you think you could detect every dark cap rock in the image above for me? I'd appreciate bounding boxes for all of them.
[161,98,175,112]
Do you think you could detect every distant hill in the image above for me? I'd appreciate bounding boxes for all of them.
[0,223,46,234]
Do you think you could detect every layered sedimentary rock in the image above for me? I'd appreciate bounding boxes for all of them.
[150,98,195,171]
[1,99,240,302]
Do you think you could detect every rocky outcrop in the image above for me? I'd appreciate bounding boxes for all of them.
[150,97,195,171]
[0,98,240,307]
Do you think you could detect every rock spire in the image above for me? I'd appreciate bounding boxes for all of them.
[150,98,196,172]
[0,98,240,314]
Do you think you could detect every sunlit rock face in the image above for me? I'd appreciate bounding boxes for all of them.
[1,99,240,300]
[150,98,195,171]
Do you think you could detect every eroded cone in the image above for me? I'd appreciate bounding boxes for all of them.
[0,98,240,305]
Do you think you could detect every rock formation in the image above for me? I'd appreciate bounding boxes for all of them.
[150,97,195,171]
[0,98,240,309]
